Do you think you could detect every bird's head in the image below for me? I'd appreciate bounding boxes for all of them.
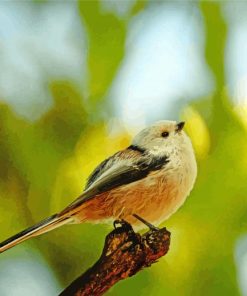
[132,120,192,157]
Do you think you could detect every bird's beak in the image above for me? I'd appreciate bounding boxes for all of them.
[176,121,185,132]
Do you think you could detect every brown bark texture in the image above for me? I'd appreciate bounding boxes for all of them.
[59,220,171,296]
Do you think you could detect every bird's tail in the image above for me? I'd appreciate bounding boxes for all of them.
[0,214,72,253]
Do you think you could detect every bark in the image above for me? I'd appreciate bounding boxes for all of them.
[60,220,171,296]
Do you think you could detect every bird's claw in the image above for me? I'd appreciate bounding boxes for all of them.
[132,213,159,231]
[113,219,132,231]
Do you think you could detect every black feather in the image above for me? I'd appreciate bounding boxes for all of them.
[0,214,57,249]
[86,145,146,190]
[97,155,169,193]
[85,154,116,189]
[128,145,146,154]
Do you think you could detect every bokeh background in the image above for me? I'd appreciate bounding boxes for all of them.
[0,1,247,295]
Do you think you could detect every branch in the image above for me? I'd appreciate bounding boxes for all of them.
[59,220,171,296]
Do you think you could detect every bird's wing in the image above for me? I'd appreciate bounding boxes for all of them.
[84,145,146,190]
[60,146,169,215]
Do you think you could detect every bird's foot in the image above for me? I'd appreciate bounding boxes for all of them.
[132,214,159,231]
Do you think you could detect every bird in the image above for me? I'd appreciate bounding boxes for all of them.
[0,120,197,253]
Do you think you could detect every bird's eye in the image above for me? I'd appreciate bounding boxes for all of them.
[161,131,169,138]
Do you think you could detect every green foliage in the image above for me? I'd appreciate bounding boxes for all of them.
[79,0,127,102]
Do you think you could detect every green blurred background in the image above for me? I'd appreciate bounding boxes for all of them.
[0,1,247,295]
